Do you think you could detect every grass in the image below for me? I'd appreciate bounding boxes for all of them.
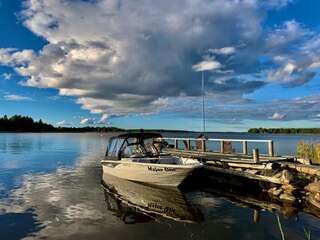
[297,141,320,165]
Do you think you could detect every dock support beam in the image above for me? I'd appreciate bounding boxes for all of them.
[268,140,274,157]
[175,139,178,149]
[187,139,191,150]
[201,139,206,152]
[220,140,224,153]
[242,141,248,155]
[253,148,260,163]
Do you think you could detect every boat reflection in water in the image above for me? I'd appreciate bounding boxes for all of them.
[102,173,203,224]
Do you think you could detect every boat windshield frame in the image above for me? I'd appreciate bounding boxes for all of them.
[106,132,162,160]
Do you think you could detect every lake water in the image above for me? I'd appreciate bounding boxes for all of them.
[1,132,320,240]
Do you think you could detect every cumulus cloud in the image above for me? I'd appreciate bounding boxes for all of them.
[3,94,32,101]
[165,95,320,123]
[208,47,236,55]
[265,21,320,87]
[262,0,294,9]
[1,73,13,80]
[266,20,310,50]
[79,118,96,125]
[98,114,109,124]
[0,0,267,117]
[0,0,318,122]
[56,120,70,126]
[269,112,286,120]
[192,59,222,72]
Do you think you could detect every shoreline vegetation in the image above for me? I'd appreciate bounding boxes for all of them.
[0,115,122,133]
[248,128,320,134]
[297,141,320,164]
[0,115,193,133]
[1,115,319,134]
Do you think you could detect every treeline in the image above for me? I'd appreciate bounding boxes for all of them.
[0,115,123,132]
[248,128,320,134]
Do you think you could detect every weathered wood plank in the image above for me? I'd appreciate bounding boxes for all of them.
[204,165,283,184]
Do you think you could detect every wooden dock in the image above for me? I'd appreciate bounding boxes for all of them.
[160,137,294,163]
[157,136,320,210]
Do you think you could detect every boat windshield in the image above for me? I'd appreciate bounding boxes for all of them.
[121,138,160,158]
[143,139,159,156]
[107,134,163,159]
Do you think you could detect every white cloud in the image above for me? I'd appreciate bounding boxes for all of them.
[266,20,310,49]
[2,73,13,80]
[269,112,286,120]
[0,0,318,122]
[208,47,236,55]
[98,114,108,124]
[309,61,320,69]
[56,120,67,126]
[3,94,32,101]
[269,62,296,81]
[0,0,265,118]
[263,0,294,9]
[79,118,96,125]
[192,60,222,72]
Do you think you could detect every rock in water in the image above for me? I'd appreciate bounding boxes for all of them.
[316,193,320,202]
[268,187,283,196]
[279,193,296,202]
[282,184,296,195]
[281,170,294,184]
[305,181,320,193]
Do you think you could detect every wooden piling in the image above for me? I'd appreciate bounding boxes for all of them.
[201,139,206,152]
[187,139,191,150]
[253,148,260,163]
[220,140,224,153]
[268,140,274,157]
[243,141,248,155]
[174,139,178,149]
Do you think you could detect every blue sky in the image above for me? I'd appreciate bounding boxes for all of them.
[0,0,319,131]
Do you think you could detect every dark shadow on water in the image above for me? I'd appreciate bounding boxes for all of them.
[0,209,44,240]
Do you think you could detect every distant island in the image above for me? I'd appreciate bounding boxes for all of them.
[248,128,320,134]
[0,115,123,132]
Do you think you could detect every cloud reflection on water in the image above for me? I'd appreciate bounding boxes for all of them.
[1,133,320,239]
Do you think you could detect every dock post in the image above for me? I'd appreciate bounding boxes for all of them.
[253,148,260,163]
[242,141,248,155]
[175,139,178,149]
[201,139,206,152]
[220,140,224,153]
[268,140,274,157]
[187,139,191,150]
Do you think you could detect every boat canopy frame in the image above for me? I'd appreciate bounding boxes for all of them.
[106,132,163,160]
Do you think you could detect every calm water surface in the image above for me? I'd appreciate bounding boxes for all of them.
[1,132,320,240]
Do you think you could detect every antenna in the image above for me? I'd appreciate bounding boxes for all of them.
[201,71,206,134]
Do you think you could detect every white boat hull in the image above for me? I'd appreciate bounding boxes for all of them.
[101,160,201,187]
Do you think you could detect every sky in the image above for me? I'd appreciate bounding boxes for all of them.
[0,0,319,131]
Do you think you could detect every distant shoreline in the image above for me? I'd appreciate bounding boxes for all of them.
[248,128,320,134]
[1,115,320,134]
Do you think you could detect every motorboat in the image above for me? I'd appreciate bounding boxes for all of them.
[101,132,202,187]
[102,173,203,223]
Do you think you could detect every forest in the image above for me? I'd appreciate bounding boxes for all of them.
[0,115,123,132]
[248,128,320,134]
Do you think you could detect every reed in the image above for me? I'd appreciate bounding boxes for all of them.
[296,141,320,164]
